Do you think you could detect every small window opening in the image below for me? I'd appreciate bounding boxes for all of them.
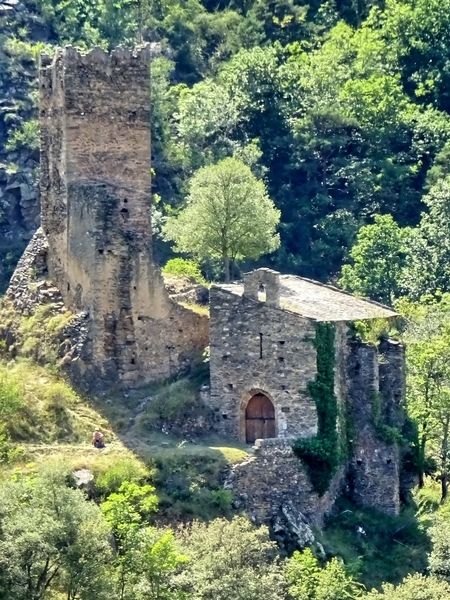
[222,354,229,361]
[67,283,70,291]
[227,383,234,390]
[281,406,290,413]
[356,459,363,466]
[259,333,263,359]
[130,358,136,365]
[258,283,266,302]
[120,208,129,217]
[279,340,285,346]
[386,458,392,464]
[123,198,128,204]
[98,249,104,255]
[278,356,285,363]
[222,413,228,419]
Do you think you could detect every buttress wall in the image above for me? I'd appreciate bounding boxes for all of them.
[38,47,207,387]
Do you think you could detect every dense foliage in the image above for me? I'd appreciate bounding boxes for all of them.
[4,1,450,599]
[4,0,450,288]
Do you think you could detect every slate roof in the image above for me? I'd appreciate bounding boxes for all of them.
[216,274,397,322]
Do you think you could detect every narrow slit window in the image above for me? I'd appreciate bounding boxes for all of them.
[259,333,263,359]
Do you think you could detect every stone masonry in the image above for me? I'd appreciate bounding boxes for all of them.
[7,46,208,389]
[209,281,318,441]
[209,268,408,525]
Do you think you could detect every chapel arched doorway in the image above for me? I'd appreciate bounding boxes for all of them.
[245,393,275,444]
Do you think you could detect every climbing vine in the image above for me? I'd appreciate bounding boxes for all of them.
[371,391,404,445]
[293,322,342,496]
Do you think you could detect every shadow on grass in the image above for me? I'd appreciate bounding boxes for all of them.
[84,365,250,523]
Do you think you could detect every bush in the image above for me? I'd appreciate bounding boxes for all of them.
[0,370,24,419]
[152,447,232,520]
[364,574,450,600]
[5,119,40,152]
[429,519,450,581]
[174,516,287,600]
[163,258,206,284]
[0,423,23,464]
[286,548,364,600]
[94,458,151,498]
[319,499,429,589]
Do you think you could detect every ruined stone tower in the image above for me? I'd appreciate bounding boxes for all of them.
[7,46,207,388]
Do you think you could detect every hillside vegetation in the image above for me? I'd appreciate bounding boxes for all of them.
[3,1,450,599]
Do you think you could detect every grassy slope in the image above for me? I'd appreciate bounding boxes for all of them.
[3,358,450,588]
[0,358,248,521]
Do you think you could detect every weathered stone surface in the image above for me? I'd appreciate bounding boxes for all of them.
[6,45,208,390]
[347,339,405,515]
[72,468,95,498]
[209,285,318,441]
[226,439,345,530]
[6,227,52,314]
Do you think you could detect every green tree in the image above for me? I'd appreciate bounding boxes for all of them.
[0,466,113,600]
[403,178,450,298]
[399,296,450,498]
[163,157,280,281]
[429,519,450,582]
[101,481,159,599]
[174,516,287,599]
[340,214,410,304]
[364,574,450,600]
[129,527,187,600]
[286,548,363,600]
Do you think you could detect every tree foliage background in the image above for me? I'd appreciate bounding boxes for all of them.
[4,0,450,289]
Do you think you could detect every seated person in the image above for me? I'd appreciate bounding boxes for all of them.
[92,428,105,449]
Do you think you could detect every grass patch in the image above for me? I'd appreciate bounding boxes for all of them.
[178,301,210,316]
[149,444,247,522]
[318,498,430,590]
[0,300,74,367]
[0,360,111,445]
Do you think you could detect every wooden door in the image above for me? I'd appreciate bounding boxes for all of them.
[245,394,275,444]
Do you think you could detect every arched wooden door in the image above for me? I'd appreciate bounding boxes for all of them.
[245,393,275,444]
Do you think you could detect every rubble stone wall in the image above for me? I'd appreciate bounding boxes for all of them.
[226,438,346,529]
[209,286,318,441]
[347,339,405,515]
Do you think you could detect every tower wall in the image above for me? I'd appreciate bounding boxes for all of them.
[37,47,207,387]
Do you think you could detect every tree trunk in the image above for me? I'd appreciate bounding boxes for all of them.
[223,255,230,283]
[441,475,448,503]
[419,433,426,488]
[440,415,450,503]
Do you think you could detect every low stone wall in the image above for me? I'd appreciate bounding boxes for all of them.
[226,438,345,532]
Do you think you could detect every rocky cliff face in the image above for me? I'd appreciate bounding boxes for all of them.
[0,0,48,291]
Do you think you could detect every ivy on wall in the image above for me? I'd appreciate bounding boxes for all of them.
[293,322,342,495]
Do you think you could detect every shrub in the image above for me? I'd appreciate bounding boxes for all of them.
[152,447,232,520]
[163,258,206,284]
[364,574,450,600]
[0,370,24,419]
[174,516,287,600]
[94,458,151,498]
[5,119,40,152]
[286,548,364,600]
[429,519,450,581]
